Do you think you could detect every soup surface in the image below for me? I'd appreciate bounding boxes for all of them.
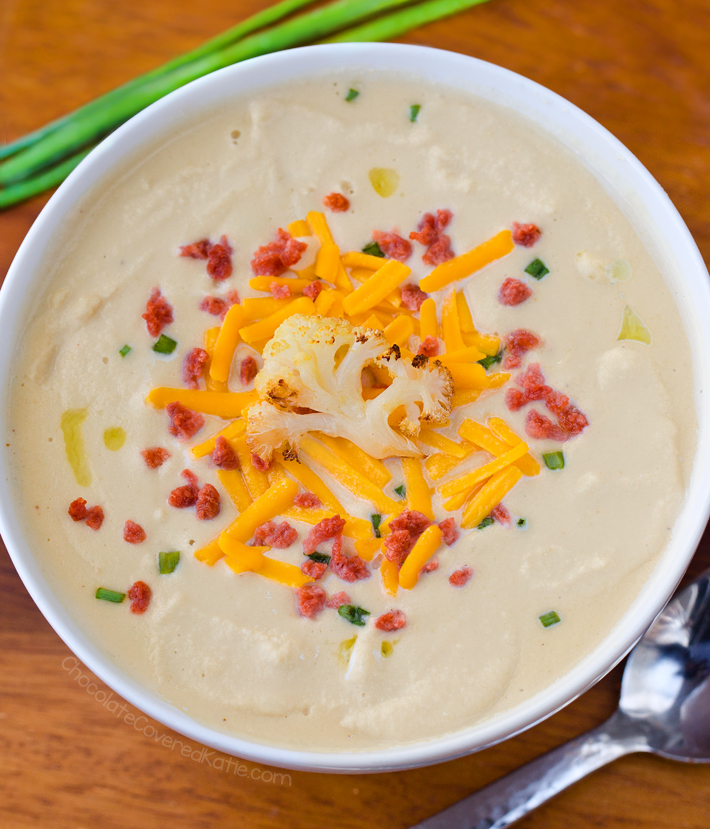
[6,72,696,752]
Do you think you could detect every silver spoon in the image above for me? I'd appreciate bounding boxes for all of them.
[413,568,710,829]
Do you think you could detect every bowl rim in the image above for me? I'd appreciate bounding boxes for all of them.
[2,41,710,774]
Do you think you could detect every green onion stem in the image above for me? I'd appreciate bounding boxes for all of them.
[0,145,96,210]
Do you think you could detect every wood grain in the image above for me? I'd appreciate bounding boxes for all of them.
[2,1,710,827]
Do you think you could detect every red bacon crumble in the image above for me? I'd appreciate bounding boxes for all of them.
[512,222,542,247]
[166,402,205,441]
[438,517,460,546]
[374,609,406,632]
[498,278,532,307]
[127,580,152,615]
[199,291,239,319]
[330,534,370,582]
[303,280,324,301]
[142,288,174,337]
[182,347,209,390]
[423,235,455,266]
[383,510,432,567]
[212,436,239,470]
[525,410,569,442]
[251,452,271,472]
[410,209,455,265]
[449,566,474,587]
[372,230,412,262]
[491,504,511,526]
[251,228,307,276]
[417,334,440,358]
[123,520,146,544]
[400,283,428,311]
[323,192,350,212]
[68,497,88,522]
[293,492,322,509]
[503,329,541,369]
[302,515,347,555]
[239,356,258,387]
[179,238,211,259]
[295,584,327,619]
[254,520,298,549]
[326,591,351,609]
[196,484,221,520]
[383,530,412,567]
[270,282,291,299]
[169,469,200,508]
[301,560,327,580]
[85,506,104,531]
[421,559,439,573]
[141,447,171,469]
[206,236,233,281]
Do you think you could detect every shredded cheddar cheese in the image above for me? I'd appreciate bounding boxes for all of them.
[399,525,443,589]
[420,229,514,292]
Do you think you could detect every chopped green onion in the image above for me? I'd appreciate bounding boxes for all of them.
[409,104,421,122]
[543,451,565,470]
[306,551,331,564]
[394,484,406,497]
[345,88,360,102]
[159,551,181,574]
[119,344,132,357]
[517,518,527,528]
[478,351,503,370]
[539,610,562,628]
[477,516,494,530]
[371,513,382,537]
[362,241,385,258]
[525,258,550,280]
[152,334,178,355]
[96,587,126,603]
[338,604,370,626]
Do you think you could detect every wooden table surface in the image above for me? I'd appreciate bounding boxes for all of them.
[2,0,710,826]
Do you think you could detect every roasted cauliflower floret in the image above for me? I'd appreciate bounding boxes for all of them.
[246,314,452,460]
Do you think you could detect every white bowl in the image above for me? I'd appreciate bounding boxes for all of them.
[2,43,710,773]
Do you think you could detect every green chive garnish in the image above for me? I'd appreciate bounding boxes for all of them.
[371,513,382,538]
[394,484,406,498]
[96,587,126,603]
[525,258,550,280]
[409,104,421,122]
[152,334,178,354]
[477,516,494,529]
[119,344,131,357]
[543,451,565,470]
[539,610,562,628]
[517,518,527,528]
[345,88,359,102]
[159,551,181,574]
[306,551,331,564]
[338,605,370,626]
[478,351,503,370]
[362,241,385,258]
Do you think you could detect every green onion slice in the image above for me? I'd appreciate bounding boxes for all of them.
[159,551,181,574]
[517,518,527,528]
[543,451,565,470]
[306,551,331,564]
[478,351,503,370]
[119,344,132,357]
[539,610,562,628]
[338,605,370,626]
[152,334,178,355]
[96,587,126,603]
[409,104,421,122]
[524,258,550,280]
[394,484,406,497]
[371,513,382,538]
[477,516,494,530]
[362,241,385,258]
[345,88,359,102]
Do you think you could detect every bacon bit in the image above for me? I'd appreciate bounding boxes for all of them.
[181,347,209,390]
[142,288,174,337]
[410,209,454,265]
[199,296,228,318]
[303,280,324,301]
[326,591,351,609]
[254,520,298,548]
[503,329,541,369]
[179,238,211,259]
[525,410,569,442]
[195,484,221,520]
[251,452,271,472]
[127,581,152,614]
[383,530,412,567]
[498,278,532,307]
[85,506,104,531]
[123,520,146,543]
[323,192,350,212]
[68,497,88,521]
[303,515,347,555]
[166,402,205,441]
[423,235,454,266]
[512,222,541,247]
[491,504,511,526]
[390,510,431,539]
[417,334,440,358]
[293,492,322,509]
[212,436,239,470]
[295,584,327,619]
[438,517,460,546]
[421,559,439,573]
[372,230,412,262]
[251,228,307,276]
[206,236,233,281]
[374,609,406,632]
[238,355,258,387]
[301,560,327,580]
[330,534,370,582]
[169,469,200,508]
[449,566,474,587]
[400,283,428,311]
[382,510,432,567]
[270,282,291,299]
[141,447,170,469]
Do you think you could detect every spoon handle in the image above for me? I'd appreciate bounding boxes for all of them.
[411,710,650,829]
